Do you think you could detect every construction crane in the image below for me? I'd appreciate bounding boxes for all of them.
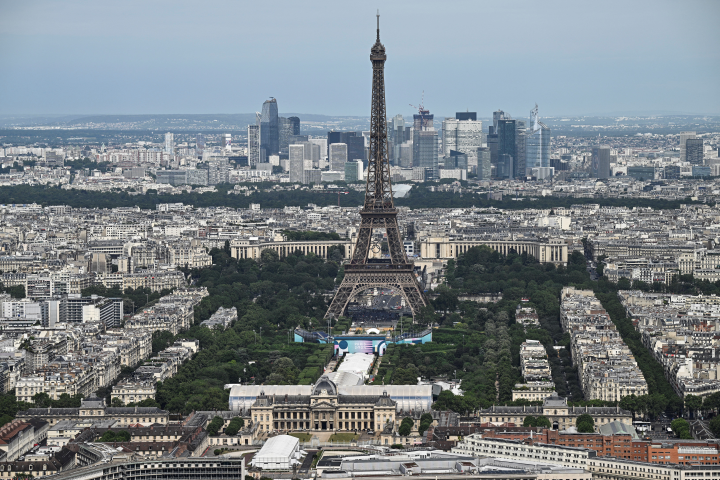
[409,91,428,115]
[409,91,432,130]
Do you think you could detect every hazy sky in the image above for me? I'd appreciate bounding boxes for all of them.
[1,0,718,118]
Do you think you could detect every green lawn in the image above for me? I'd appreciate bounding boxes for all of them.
[328,433,358,443]
[288,432,312,442]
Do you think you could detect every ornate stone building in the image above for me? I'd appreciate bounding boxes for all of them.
[251,376,397,433]
[478,396,632,431]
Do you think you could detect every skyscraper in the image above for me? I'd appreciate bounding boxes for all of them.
[279,116,301,152]
[497,119,516,177]
[486,128,499,167]
[686,138,704,165]
[247,125,262,166]
[456,112,477,121]
[328,131,365,165]
[525,104,551,174]
[515,120,526,178]
[493,110,507,133]
[287,116,300,135]
[260,98,279,156]
[592,146,611,179]
[414,130,438,180]
[679,131,696,162]
[329,143,348,172]
[413,107,438,180]
[289,144,304,183]
[164,133,174,155]
[389,114,410,165]
[477,147,491,180]
[442,113,483,169]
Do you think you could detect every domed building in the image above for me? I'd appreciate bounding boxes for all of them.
[248,375,403,434]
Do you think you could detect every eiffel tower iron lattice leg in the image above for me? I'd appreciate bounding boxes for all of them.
[324,13,428,320]
[325,265,427,320]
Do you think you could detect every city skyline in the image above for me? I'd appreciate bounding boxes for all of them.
[0,0,718,117]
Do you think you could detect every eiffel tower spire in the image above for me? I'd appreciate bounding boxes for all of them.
[324,15,427,321]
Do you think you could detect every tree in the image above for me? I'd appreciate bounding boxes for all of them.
[260,248,279,264]
[32,392,52,408]
[523,416,537,427]
[111,398,125,407]
[224,417,245,436]
[271,357,298,384]
[535,416,551,428]
[207,416,225,436]
[619,395,638,420]
[576,413,595,433]
[685,394,703,419]
[398,417,414,436]
[418,413,433,435]
[709,416,720,438]
[671,418,692,439]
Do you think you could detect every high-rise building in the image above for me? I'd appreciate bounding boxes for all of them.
[486,129,499,167]
[525,104,551,174]
[456,111,477,121]
[279,116,300,152]
[222,134,232,151]
[414,130,438,180]
[477,147,491,180]
[308,138,328,163]
[686,138,704,165]
[329,143,348,172]
[247,125,262,166]
[499,154,514,179]
[442,114,483,168]
[515,120,526,178]
[260,98,279,156]
[447,150,468,170]
[493,110,506,133]
[303,169,321,185]
[344,160,363,183]
[592,146,611,179]
[196,134,205,158]
[279,118,292,152]
[328,131,365,166]
[679,131,696,162]
[413,107,438,180]
[398,142,413,168]
[164,133,174,155]
[287,116,300,135]
[289,144,304,183]
[208,157,230,185]
[389,114,411,165]
[497,119,517,177]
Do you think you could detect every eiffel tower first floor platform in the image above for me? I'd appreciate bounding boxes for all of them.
[324,263,427,320]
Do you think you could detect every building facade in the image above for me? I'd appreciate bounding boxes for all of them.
[250,376,397,433]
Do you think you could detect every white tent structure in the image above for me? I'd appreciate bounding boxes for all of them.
[251,435,303,470]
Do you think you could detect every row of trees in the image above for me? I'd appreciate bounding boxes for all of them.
[0,184,699,212]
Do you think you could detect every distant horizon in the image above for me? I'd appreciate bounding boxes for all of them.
[1,111,720,121]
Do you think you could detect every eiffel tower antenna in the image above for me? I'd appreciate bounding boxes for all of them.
[325,15,427,321]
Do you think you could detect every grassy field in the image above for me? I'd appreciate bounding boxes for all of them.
[328,433,358,443]
[288,432,313,442]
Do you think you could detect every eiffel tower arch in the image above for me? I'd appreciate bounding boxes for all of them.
[325,14,428,320]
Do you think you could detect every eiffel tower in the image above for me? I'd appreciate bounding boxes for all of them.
[325,14,427,320]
